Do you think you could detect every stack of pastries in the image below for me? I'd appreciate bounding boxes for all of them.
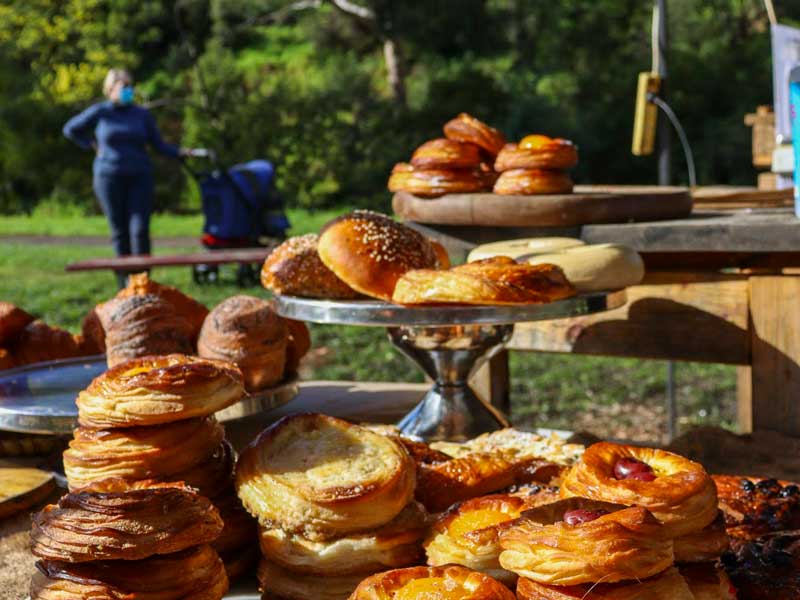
[493,134,578,195]
[61,353,259,580]
[29,480,229,599]
[235,413,430,600]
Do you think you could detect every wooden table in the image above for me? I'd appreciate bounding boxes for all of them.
[410,207,800,437]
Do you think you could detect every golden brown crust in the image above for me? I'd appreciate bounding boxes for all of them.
[494,138,578,172]
[10,320,85,366]
[30,480,223,562]
[318,211,438,301]
[77,354,244,428]
[493,168,574,195]
[388,163,491,197]
[0,301,34,345]
[392,256,576,306]
[560,442,719,538]
[429,240,451,269]
[258,558,366,600]
[80,308,106,354]
[673,511,729,563]
[444,113,507,156]
[261,234,361,299]
[198,295,288,392]
[63,417,224,491]
[284,319,311,375]
[30,544,228,600]
[235,413,416,538]
[411,138,482,169]
[499,498,673,585]
[349,565,516,600]
[171,440,236,499]
[713,474,800,540]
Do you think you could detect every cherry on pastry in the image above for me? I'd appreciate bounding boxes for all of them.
[563,508,609,525]
[613,457,656,481]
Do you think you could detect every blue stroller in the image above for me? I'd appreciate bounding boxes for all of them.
[183,150,290,286]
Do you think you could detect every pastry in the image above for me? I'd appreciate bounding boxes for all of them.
[430,428,585,465]
[258,501,427,576]
[317,211,438,301]
[498,498,673,585]
[678,564,737,600]
[257,557,366,600]
[284,319,311,375]
[212,490,258,555]
[411,138,482,169]
[392,256,576,306]
[719,531,800,600]
[235,413,415,538]
[63,416,225,490]
[467,238,585,262]
[0,301,34,345]
[424,494,530,584]
[494,138,578,172]
[10,320,84,365]
[30,544,228,600]
[261,234,361,299]
[173,440,236,499]
[0,348,15,370]
[493,168,574,195]
[560,442,718,538]
[515,567,695,600]
[430,239,450,269]
[713,474,800,541]
[522,244,645,292]
[80,307,106,354]
[220,545,260,582]
[673,511,729,563]
[30,479,223,562]
[444,113,506,156]
[388,163,490,197]
[76,354,243,428]
[198,295,288,392]
[348,564,516,600]
[98,294,195,368]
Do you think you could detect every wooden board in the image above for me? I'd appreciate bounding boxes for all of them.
[393,185,692,227]
[691,186,792,210]
[0,466,55,520]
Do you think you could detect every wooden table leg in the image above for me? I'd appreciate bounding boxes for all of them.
[471,350,511,417]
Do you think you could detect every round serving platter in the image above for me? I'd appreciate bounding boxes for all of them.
[0,355,298,435]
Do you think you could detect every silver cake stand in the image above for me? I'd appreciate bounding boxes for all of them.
[273,291,626,441]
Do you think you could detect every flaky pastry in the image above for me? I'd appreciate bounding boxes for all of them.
[560,442,719,538]
[444,113,507,156]
[236,413,415,538]
[258,558,366,600]
[171,440,236,499]
[348,564,516,600]
[673,511,729,563]
[76,354,243,428]
[411,138,482,169]
[212,490,257,555]
[0,301,34,345]
[498,498,673,585]
[678,564,737,600]
[493,168,574,195]
[30,479,223,562]
[494,137,578,172]
[388,163,491,197]
[10,320,86,366]
[430,428,584,466]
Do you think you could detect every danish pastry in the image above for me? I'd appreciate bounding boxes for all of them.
[76,354,243,428]
[173,440,236,499]
[198,295,288,391]
[424,494,530,584]
[673,511,729,563]
[560,442,718,538]
[285,318,311,375]
[493,168,574,195]
[318,211,439,301]
[0,301,34,345]
[388,163,490,197]
[30,479,223,562]
[494,137,578,172]
[10,320,85,366]
[235,413,415,538]
[392,256,576,306]
[63,416,224,490]
[261,234,361,299]
[411,138,482,169]
[713,474,800,540]
[498,498,673,585]
[515,566,695,600]
[430,428,584,466]
[444,113,507,156]
[258,500,427,576]
[257,557,366,600]
[348,564,516,600]
[30,544,228,600]
[678,564,737,600]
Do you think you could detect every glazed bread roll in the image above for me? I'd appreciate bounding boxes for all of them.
[30,480,223,562]
[493,168,574,195]
[63,416,224,490]
[259,501,427,576]
[494,137,578,172]
[388,163,491,197]
[258,558,367,600]
[522,244,645,292]
[560,442,719,538]
[348,565,517,600]
[198,295,288,392]
[392,256,576,306]
[284,318,311,375]
[99,294,194,368]
[498,498,673,585]
[0,301,34,345]
[318,211,439,301]
[411,138,482,169]
[672,511,729,563]
[261,234,361,299]
[424,494,531,584]
[76,354,243,428]
[10,320,85,366]
[235,413,416,538]
[467,238,585,262]
[31,544,228,600]
[444,113,507,156]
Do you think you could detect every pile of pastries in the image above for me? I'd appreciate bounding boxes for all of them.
[387,112,578,197]
[262,210,576,306]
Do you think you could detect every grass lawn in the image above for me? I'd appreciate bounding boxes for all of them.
[0,212,738,443]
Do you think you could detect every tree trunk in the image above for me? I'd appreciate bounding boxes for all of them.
[383,37,406,107]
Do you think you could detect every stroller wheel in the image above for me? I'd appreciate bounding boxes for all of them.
[193,264,219,285]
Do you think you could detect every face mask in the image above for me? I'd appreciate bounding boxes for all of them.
[118,85,135,105]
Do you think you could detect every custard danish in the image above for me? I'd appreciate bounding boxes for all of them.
[348,565,516,600]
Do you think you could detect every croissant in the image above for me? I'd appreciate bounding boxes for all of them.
[30,479,223,562]
[494,137,578,172]
[30,544,228,600]
[0,301,34,345]
[498,499,673,585]
[444,113,507,156]
[411,138,483,169]
[388,162,491,197]
[10,320,85,366]
[560,442,719,538]
[258,557,367,600]
[76,354,243,428]
[493,168,574,195]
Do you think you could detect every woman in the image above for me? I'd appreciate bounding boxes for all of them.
[63,68,195,287]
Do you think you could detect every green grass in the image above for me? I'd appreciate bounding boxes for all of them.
[0,237,738,443]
